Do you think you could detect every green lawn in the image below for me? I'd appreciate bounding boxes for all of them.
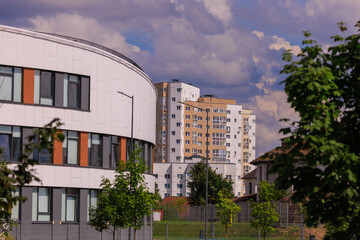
[153,221,302,240]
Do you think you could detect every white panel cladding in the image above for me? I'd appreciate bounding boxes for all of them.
[167,82,200,163]
[248,114,256,171]
[8,164,155,193]
[0,26,156,144]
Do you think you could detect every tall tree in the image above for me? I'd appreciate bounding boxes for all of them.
[216,192,240,239]
[272,21,360,239]
[0,118,64,236]
[250,181,281,240]
[89,148,158,240]
[187,161,234,206]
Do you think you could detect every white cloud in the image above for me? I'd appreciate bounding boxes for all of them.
[201,0,233,25]
[252,30,264,39]
[29,13,146,58]
[269,35,301,55]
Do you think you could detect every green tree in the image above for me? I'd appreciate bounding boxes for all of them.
[271,21,360,239]
[89,148,158,240]
[250,181,281,240]
[0,118,64,236]
[187,161,234,206]
[216,192,240,239]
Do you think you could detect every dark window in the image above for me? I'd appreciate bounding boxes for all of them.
[68,75,80,109]
[0,126,21,162]
[249,182,252,194]
[110,136,120,168]
[63,131,79,165]
[88,133,102,167]
[40,71,55,105]
[62,188,79,222]
[33,135,52,164]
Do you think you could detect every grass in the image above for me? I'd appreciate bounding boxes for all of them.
[153,221,302,240]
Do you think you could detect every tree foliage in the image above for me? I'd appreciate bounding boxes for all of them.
[271,20,360,239]
[89,148,158,240]
[216,192,240,239]
[187,161,234,206]
[0,118,64,235]
[250,181,281,240]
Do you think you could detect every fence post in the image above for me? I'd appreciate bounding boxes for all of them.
[300,214,304,240]
[286,202,289,228]
[279,201,282,226]
[166,223,168,240]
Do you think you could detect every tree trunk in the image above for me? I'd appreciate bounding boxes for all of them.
[263,231,266,240]
[225,224,227,239]
[134,229,137,240]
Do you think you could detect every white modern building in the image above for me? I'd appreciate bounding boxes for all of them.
[0,25,156,240]
[153,80,256,197]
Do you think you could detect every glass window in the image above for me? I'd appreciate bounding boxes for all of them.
[87,189,98,222]
[110,136,120,168]
[11,187,20,220]
[0,125,21,162]
[32,187,51,221]
[63,131,79,165]
[61,188,79,222]
[88,133,102,167]
[40,71,54,105]
[33,130,52,164]
[0,66,22,102]
[68,75,80,109]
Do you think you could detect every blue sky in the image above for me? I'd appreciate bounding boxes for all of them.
[1,0,359,156]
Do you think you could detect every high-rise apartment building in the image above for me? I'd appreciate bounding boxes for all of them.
[153,80,256,196]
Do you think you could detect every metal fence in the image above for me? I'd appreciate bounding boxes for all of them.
[160,201,303,226]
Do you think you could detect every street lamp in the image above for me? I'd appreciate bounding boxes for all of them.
[178,101,209,240]
[117,91,134,152]
[118,91,136,240]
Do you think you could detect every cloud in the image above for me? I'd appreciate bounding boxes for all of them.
[29,13,147,58]
[269,35,302,56]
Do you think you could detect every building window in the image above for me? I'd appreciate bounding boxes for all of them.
[238,111,242,115]
[33,130,52,164]
[185,124,190,128]
[164,193,170,197]
[177,184,183,188]
[11,187,20,220]
[177,88,181,92]
[165,174,171,179]
[176,122,181,127]
[171,148,175,152]
[177,106,181,110]
[172,97,176,102]
[176,156,181,161]
[186,115,190,119]
[88,133,102,167]
[177,174,183,179]
[110,136,120,168]
[185,149,190,153]
[87,190,98,221]
[165,184,170,188]
[63,131,79,165]
[198,133,202,137]
[186,192,190,197]
[0,125,21,162]
[186,107,190,111]
[0,66,22,102]
[37,71,55,105]
[176,139,181,144]
[66,74,81,108]
[32,187,51,221]
[226,175,232,180]
[61,188,79,222]
[198,150,202,154]
[185,132,190,136]
[172,114,176,119]
[171,131,176,136]
[177,193,183,196]
[227,110,231,114]
[154,174,158,179]
[185,140,190,145]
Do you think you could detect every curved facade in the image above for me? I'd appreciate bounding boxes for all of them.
[0,25,156,240]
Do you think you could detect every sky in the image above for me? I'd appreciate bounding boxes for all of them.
[1,0,359,157]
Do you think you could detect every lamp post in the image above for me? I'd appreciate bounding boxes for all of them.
[178,101,209,240]
[117,91,135,240]
[117,91,134,152]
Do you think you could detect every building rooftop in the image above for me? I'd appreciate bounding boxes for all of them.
[242,168,257,179]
